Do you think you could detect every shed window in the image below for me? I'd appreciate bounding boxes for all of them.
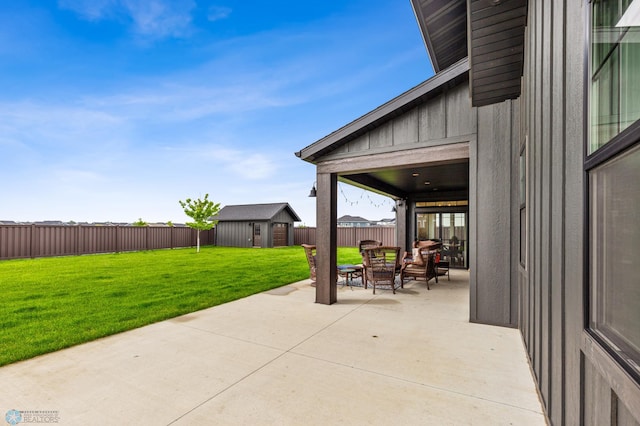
[589,0,640,381]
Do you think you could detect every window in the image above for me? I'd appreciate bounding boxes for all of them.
[415,200,468,207]
[519,143,527,267]
[589,0,640,380]
[591,0,640,153]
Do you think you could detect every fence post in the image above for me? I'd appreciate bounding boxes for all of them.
[30,223,36,258]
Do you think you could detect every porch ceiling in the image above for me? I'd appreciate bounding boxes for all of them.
[340,160,469,200]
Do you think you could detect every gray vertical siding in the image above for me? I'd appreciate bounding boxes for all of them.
[519,1,640,425]
[324,82,476,161]
[216,222,254,248]
[472,100,517,327]
[215,209,298,248]
[520,0,584,423]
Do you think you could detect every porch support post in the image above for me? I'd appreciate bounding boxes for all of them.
[315,172,337,304]
[395,200,408,254]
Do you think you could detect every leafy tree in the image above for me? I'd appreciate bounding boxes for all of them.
[179,194,221,253]
[133,218,148,227]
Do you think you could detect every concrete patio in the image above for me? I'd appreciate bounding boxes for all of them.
[0,270,546,425]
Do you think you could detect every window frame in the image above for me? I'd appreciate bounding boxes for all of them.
[519,138,527,269]
[586,0,640,383]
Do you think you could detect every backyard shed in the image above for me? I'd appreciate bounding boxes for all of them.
[213,203,300,248]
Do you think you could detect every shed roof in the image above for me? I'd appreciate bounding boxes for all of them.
[214,203,301,222]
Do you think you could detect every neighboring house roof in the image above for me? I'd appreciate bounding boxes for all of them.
[410,0,527,107]
[377,218,396,224]
[213,203,301,222]
[337,215,370,224]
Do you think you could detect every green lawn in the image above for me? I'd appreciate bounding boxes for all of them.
[0,245,362,367]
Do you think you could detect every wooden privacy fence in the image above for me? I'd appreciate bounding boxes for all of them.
[293,226,395,247]
[0,225,216,260]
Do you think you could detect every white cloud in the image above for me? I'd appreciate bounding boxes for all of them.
[54,168,105,183]
[197,146,279,180]
[208,6,231,22]
[83,78,296,123]
[58,0,117,21]
[122,0,196,38]
[58,0,196,40]
[0,101,126,150]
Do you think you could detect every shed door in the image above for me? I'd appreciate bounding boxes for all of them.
[252,223,261,247]
[273,223,287,247]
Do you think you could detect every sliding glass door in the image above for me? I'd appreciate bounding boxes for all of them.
[416,211,467,268]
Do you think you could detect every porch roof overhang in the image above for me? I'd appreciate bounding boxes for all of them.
[296,58,471,200]
[295,58,470,164]
[410,0,527,107]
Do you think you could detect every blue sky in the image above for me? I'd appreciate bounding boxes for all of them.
[0,0,433,225]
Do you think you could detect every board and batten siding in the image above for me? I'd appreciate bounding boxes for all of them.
[324,82,476,160]
[215,221,257,248]
[216,215,296,248]
[470,99,519,328]
[519,1,640,424]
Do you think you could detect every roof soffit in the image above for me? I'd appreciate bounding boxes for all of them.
[411,0,468,72]
[412,0,527,107]
[468,0,527,107]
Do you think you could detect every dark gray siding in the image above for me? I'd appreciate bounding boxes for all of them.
[325,83,476,160]
[470,99,519,327]
[216,222,255,248]
[518,1,584,423]
[519,1,640,424]
[215,208,298,248]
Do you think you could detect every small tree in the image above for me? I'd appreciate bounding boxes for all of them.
[133,218,148,227]
[179,194,221,253]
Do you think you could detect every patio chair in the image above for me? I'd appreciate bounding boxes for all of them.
[435,251,450,281]
[400,247,437,290]
[358,239,382,254]
[362,246,401,294]
[301,244,317,285]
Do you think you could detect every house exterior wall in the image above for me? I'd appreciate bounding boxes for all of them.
[471,99,519,327]
[518,1,640,424]
[518,2,584,423]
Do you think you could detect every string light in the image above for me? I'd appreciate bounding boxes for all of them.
[338,183,393,209]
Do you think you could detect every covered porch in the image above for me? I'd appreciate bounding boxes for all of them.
[0,270,545,424]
